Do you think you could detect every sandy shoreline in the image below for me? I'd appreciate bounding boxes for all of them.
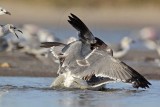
[0,51,160,80]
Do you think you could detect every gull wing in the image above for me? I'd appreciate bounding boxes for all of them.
[40,42,66,58]
[71,49,151,89]
[68,13,95,43]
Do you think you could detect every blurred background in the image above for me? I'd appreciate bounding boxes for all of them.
[1,0,160,27]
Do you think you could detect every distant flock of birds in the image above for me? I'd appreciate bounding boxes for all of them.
[1,6,157,90]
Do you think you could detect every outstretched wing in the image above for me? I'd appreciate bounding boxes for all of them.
[40,42,66,48]
[68,13,95,43]
[40,42,66,58]
[71,49,151,89]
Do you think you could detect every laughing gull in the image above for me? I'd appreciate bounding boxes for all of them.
[14,24,59,60]
[139,27,157,50]
[0,24,22,38]
[0,7,11,15]
[0,24,22,51]
[42,13,151,90]
[111,37,135,58]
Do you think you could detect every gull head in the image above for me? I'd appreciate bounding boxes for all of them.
[8,24,23,38]
[0,7,11,15]
[121,37,135,48]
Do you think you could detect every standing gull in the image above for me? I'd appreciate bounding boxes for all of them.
[139,27,160,56]
[111,37,135,58]
[42,13,151,90]
[138,27,160,66]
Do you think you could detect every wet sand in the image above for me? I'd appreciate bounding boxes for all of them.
[0,52,58,77]
[0,50,160,80]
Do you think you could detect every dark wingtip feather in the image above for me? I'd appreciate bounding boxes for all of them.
[70,13,74,16]
[130,76,151,89]
[132,79,151,89]
[68,16,73,21]
[70,13,78,19]
[40,42,66,48]
[121,62,151,89]
[67,20,71,24]
[68,13,89,33]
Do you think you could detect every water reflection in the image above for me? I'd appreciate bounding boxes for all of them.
[58,90,97,107]
[57,88,146,107]
[0,77,159,107]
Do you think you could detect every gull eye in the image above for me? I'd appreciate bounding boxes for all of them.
[1,9,3,11]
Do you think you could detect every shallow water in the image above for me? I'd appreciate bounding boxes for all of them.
[0,77,159,107]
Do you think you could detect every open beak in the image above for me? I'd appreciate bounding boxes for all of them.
[14,32,19,38]
[17,29,23,34]
[5,11,11,15]
[14,29,23,39]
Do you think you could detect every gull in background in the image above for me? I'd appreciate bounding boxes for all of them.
[0,24,22,38]
[15,24,59,60]
[0,24,22,51]
[111,36,135,58]
[0,7,11,15]
[139,27,160,56]
[41,13,151,90]
[138,27,160,66]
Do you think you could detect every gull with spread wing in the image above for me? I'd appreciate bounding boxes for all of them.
[41,13,151,90]
[0,24,22,51]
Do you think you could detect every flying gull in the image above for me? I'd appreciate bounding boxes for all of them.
[13,24,58,60]
[0,7,11,15]
[41,13,151,90]
[0,24,22,38]
[0,24,22,51]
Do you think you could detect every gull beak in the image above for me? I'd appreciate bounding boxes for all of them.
[5,11,11,15]
[14,32,19,38]
[17,29,23,34]
[14,29,23,39]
